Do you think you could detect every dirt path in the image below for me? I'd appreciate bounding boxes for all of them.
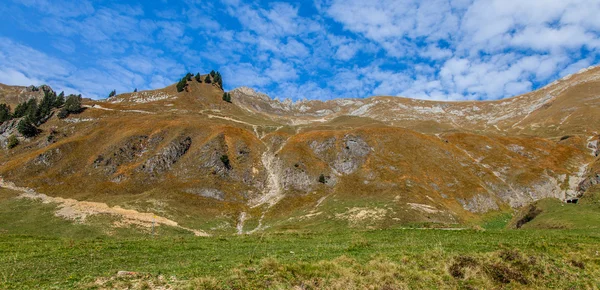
[0,178,209,237]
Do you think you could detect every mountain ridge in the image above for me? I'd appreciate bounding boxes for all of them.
[0,65,598,235]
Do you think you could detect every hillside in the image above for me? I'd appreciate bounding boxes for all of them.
[0,67,599,236]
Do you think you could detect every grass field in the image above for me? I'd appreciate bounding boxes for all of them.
[2,188,600,289]
[1,229,599,289]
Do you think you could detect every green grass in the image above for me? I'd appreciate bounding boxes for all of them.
[480,212,513,230]
[512,195,600,230]
[2,189,600,289]
[1,229,600,289]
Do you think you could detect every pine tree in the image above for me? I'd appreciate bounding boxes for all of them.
[185,72,193,81]
[204,75,212,83]
[64,94,82,114]
[25,99,39,124]
[13,102,28,118]
[222,92,232,103]
[176,78,187,92]
[195,73,201,82]
[210,70,216,78]
[108,90,116,98]
[0,104,11,123]
[17,118,38,138]
[134,88,138,93]
[214,72,223,88]
[55,91,65,108]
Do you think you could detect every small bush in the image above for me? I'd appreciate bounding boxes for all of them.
[7,135,19,149]
[220,155,231,169]
[318,174,326,184]
[57,109,69,119]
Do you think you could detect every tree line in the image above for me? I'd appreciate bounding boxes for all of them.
[176,70,225,92]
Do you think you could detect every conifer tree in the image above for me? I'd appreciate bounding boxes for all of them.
[176,78,187,92]
[0,104,11,123]
[55,91,65,108]
[17,118,38,137]
[108,90,116,98]
[204,75,212,83]
[195,73,201,82]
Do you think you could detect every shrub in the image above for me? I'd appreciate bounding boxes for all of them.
[220,155,231,169]
[318,174,326,184]
[7,135,19,149]
[57,109,69,119]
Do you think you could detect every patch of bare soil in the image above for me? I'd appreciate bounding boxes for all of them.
[0,178,209,236]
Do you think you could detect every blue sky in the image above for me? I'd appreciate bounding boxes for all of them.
[0,0,599,101]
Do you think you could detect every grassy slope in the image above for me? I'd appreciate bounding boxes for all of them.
[512,187,600,230]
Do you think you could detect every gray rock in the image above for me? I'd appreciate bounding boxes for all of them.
[457,194,499,213]
[140,136,192,175]
[333,135,371,174]
[186,188,225,201]
[578,173,600,194]
[0,119,19,148]
[94,135,162,175]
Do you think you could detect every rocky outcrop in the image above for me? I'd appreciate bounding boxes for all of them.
[185,188,225,201]
[578,172,600,194]
[94,135,163,175]
[197,133,230,177]
[333,135,371,174]
[33,147,62,167]
[0,119,19,148]
[139,136,192,176]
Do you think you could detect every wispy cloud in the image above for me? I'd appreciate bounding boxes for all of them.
[0,0,598,101]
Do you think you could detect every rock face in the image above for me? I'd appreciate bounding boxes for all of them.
[140,136,192,176]
[578,173,600,194]
[333,135,371,175]
[0,119,19,148]
[94,135,163,175]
